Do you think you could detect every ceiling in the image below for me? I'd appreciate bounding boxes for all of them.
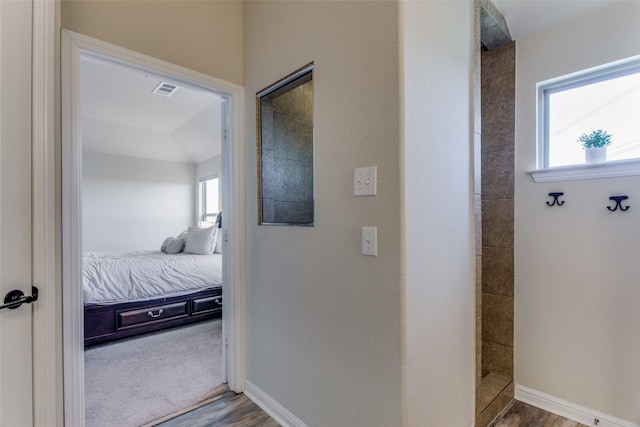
[492,0,620,40]
[79,1,619,165]
[80,55,223,164]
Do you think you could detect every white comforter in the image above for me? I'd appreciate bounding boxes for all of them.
[83,250,222,304]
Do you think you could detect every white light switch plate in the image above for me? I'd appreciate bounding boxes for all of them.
[354,166,377,196]
[362,226,377,256]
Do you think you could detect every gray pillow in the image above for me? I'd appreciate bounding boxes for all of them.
[183,226,217,255]
[161,237,185,254]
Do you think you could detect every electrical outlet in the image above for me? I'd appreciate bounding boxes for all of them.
[354,166,377,196]
[362,227,377,256]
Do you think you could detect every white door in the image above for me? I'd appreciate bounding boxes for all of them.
[0,1,34,426]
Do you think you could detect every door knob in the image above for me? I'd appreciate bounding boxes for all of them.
[0,286,38,310]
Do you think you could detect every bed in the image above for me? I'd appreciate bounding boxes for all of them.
[83,250,223,346]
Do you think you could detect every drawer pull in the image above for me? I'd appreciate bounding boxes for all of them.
[147,309,164,318]
[214,298,222,306]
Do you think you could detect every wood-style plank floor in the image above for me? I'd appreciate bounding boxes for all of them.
[491,401,588,427]
[155,391,279,427]
[156,393,585,427]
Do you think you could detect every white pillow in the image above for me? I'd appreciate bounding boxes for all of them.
[161,237,185,254]
[183,226,217,255]
[214,227,223,254]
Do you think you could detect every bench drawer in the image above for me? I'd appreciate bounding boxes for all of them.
[192,295,222,314]
[117,301,188,329]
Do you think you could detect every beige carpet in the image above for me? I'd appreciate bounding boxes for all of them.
[84,319,223,427]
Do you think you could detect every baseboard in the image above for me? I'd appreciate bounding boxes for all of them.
[515,384,639,427]
[244,381,309,427]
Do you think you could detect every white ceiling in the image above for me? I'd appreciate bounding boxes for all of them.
[79,1,619,165]
[493,0,620,40]
[80,55,223,164]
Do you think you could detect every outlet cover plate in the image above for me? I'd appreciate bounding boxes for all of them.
[362,226,377,256]
[354,166,377,196]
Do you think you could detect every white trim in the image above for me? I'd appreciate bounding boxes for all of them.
[31,0,59,425]
[515,385,640,427]
[61,30,86,427]
[220,93,248,391]
[245,381,308,427]
[529,158,640,182]
[61,29,247,425]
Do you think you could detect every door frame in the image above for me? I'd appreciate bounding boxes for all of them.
[32,0,59,425]
[61,29,247,425]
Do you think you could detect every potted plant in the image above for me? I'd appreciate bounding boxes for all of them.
[578,129,612,164]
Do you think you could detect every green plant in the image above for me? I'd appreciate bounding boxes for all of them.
[578,129,613,149]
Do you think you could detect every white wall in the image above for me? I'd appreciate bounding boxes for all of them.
[196,155,221,181]
[61,0,243,85]
[515,2,640,422]
[82,152,195,251]
[401,1,475,425]
[244,2,476,426]
[243,2,403,425]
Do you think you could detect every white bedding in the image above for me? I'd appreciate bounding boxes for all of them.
[83,250,222,304]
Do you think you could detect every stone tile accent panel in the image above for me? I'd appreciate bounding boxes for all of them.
[482,246,514,297]
[482,340,513,378]
[480,380,514,427]
[481,148,514,200]
[260,80,314,224]
[482,294,513,346]
[480,40,515,421]
[481,199,514,249]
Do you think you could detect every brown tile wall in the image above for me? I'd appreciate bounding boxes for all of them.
[481,42,515,385]
[260,80,314,224]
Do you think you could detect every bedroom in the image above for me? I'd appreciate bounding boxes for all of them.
[79,53,226,426]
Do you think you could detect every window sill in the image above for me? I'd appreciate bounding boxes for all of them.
[530,159,640,183]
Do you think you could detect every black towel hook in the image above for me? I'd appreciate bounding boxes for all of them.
[546,192,565,207]
[607,196,630,212]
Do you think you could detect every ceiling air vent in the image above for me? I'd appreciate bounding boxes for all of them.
[152,82,180,97]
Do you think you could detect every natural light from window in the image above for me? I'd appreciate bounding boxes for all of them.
[545,66,640,168]
[199,176,219,224]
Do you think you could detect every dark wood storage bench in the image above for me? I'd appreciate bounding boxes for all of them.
[84,287,222,346]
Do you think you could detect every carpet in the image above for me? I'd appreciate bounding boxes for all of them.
[84,319,223,427]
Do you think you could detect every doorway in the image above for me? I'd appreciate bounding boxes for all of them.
[61,30,247,426]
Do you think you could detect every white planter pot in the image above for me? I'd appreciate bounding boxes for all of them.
[585,147,607,164]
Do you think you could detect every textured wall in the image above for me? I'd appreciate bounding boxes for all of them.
[244,2,403,425]
[515,2,640,422]
[474,0,483,390]
[196,155,221,183]
[61,0,243,85]
[82,152,195,252]
[402,1,475,425]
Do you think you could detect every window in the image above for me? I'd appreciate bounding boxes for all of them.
[198,176,219,225]
[538,56,640,171]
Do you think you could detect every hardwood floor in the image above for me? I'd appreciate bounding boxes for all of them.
[155,393,583,427]
[491,401,588,427]
[154,391,279,427]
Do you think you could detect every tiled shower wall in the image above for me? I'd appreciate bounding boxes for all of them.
[481,41,515,387]
[260,80,314,223]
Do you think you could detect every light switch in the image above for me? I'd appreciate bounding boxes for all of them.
[354,166,377,196]
[362,227,377,256]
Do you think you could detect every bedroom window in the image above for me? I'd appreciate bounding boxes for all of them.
[534,55,640,181]
[199,176,219,225]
